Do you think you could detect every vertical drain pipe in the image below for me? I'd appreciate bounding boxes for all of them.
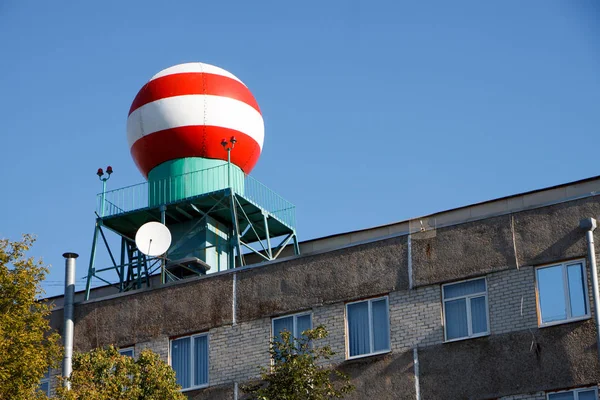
[580,218,600,362]
[62,252,78,389]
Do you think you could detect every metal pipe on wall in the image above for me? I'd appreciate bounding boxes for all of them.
[580,218,600,362]
[62,252,78,389]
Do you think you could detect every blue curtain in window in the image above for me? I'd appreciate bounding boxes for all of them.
[273,316,294,341]
[567,264,587,317]
[445,299,468,340]
[578,390,596,400]
[296,314,312,339]
[444,279,486,298]
[194,336,209,387]
[348,302,370,357]
[470,296,487,334]
[39,382,49,395]
[120,349,134,358]
[548,392,574,400]
[372,299,389,352]
[171,337,191,389]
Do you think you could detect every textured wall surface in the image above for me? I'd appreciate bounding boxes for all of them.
[411,215,517,287]
[513,196,600,267]
[186,384,235,400]
[338,351,415,400]
[419,320,600,400]
[236,236,408,323]
[72,274,232,351]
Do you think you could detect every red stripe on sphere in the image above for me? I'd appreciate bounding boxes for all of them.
[128,73,261,116]
[130,126,262,178]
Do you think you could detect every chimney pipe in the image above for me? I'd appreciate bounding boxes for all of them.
[62,252,78,389]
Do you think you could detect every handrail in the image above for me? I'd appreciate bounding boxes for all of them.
[97,165,296,228]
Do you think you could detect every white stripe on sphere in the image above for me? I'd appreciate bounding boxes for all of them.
[150,62,246,86]
[127,95,264,149]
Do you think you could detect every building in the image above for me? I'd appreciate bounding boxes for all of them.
[47,175,600,400]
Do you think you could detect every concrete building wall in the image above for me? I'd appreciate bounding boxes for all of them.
[47,191,600,399]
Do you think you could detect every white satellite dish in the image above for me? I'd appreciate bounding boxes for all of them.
[135,222,172,257]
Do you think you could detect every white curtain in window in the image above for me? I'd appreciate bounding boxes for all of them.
[470,296,487,334]
[348,302,370,357]
[296,314,312,338]
[372,299,390,352]
[171,337,191,389]
[193,336,208,386]
[444,279,485,298]
[445,299,468,340]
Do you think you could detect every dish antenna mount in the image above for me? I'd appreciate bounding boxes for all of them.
[135,222,172,257]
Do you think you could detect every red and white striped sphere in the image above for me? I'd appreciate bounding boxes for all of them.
[127,62,264,178]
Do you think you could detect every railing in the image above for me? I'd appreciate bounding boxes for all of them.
[97,164,296,228]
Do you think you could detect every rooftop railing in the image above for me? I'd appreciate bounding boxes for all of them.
[97,164,296,229]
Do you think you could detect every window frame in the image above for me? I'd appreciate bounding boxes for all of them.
[345,295,391,360]
[39,369,51,396]
[118,347,135,358]
[442,276,490,343]
[535,260,591,328]
[169,332,210,392]
[271,311,313,341]
[546,386,598,399]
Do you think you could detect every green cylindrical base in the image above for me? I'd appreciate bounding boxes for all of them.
[148,158,245,206]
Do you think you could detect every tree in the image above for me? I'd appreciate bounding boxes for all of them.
[0,234,62,400]
[54,346,185,400]
[242,325,354,400]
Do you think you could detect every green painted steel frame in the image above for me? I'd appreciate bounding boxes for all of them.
[85,187,299,300]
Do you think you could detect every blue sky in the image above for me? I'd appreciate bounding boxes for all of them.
[1,1,598,297]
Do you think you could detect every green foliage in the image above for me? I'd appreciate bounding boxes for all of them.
[242,325,354,400]
[0,234,62,400]
[54,346,185,400]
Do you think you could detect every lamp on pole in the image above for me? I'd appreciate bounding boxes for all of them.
[97,166,113,217]
[221,136,237,188]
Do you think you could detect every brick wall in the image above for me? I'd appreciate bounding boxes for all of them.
[209,318,271,386]
[135,336,170,363]
[313,303,346,364]
[389,285,443,351]
[488,266,538,335]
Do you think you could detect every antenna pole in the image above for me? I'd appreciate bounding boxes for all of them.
[221,137,236,189]
[227,147,231,188]
[96,166,113,217]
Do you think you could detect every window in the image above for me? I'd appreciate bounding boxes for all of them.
[38,369,50,396]
[170,333,209,390]
[442,277,489,341]
[536,261,590,326]
[119,347,134,358]
[346,296,390,359]
[272,312,312,342]
[547,386,598,400]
